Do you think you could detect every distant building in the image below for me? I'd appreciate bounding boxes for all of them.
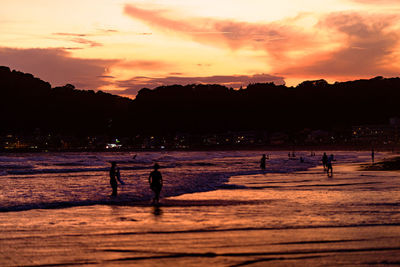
[352,124,397,144]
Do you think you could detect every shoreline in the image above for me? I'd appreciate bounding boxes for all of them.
[2,145,400,154]
[0,155,371,214]
[361,156,400,171]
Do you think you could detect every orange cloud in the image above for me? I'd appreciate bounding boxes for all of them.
[116,60,172,70]
[281,12,400,78]
[124,5,400,81]
[123,4,312,57]
[52,32,103,47]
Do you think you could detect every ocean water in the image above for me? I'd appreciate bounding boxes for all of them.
[0,151,379,211]
[1,151,400,266]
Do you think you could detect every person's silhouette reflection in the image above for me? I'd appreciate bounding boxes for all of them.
[153,205,163,217]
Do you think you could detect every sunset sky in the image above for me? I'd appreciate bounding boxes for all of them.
[1,0,399,97]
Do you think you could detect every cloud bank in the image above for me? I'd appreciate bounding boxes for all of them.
[124,5,400,80]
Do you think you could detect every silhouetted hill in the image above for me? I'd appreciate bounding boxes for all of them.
[132,77,400,133]
[0,66,132,135]
[1,66,400,138]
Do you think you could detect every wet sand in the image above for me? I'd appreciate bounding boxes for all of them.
[1,163,400,266]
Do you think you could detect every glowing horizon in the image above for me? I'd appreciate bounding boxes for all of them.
[1,0,399,97]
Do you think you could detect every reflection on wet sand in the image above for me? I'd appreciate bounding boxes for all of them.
[0,154,400,266]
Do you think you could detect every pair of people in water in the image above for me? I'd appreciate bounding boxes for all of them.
[109,162,163,204]
[322,152,334,176]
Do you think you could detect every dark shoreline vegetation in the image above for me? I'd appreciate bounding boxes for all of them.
[1,65,400,151]
[361,157,400,171]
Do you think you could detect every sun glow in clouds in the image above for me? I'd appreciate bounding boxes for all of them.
[1,0,399,97]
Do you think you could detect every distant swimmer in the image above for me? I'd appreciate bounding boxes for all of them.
[109,162,118,196]
[371,148,375,163]
[149,163,163,204]
[326,154,334,177]
[322,152,328,171]
[260,154,267,170]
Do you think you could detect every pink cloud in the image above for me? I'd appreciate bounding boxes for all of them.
[124,5,400,80]
[116,60,172,70]
[281,13,400,78]
[123,4,310,55]
[51,32,103,47]
[69,37,102,47]
[0,47,118,89]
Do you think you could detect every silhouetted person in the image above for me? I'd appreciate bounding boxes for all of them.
[322,152,328,171]
[116,167,125,185]
[149,163,163,204]
[260,154,266,170]
[109,162,118,196]
[326,154,334,177]
[371,148,375,163]
[300,157,304,163]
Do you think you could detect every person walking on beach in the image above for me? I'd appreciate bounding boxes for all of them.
[260,154,267,170]
[322,152,328,171]
[109,162,119,197]
[149,163,163,204]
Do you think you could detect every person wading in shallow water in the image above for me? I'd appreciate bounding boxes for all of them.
[149,163,163,204]
[326,154,334,177]
[109,162,118,197]
[260,154,267,170]
[322,152,328,171]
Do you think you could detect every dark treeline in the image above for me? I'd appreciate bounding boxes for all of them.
[1,65,400,137]
[0,66,131,136]
[132,77,400,134]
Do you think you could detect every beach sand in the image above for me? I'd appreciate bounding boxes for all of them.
[1,162,400,266]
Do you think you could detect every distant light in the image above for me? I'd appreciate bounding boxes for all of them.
[106,143,122,149]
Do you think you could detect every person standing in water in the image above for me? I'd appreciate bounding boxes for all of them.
[371,148,375,163]
[109,162,118,197]
[149,163,163,204]
[260,154,267,170]
[322,152,328,171]
[326,154,334,177]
